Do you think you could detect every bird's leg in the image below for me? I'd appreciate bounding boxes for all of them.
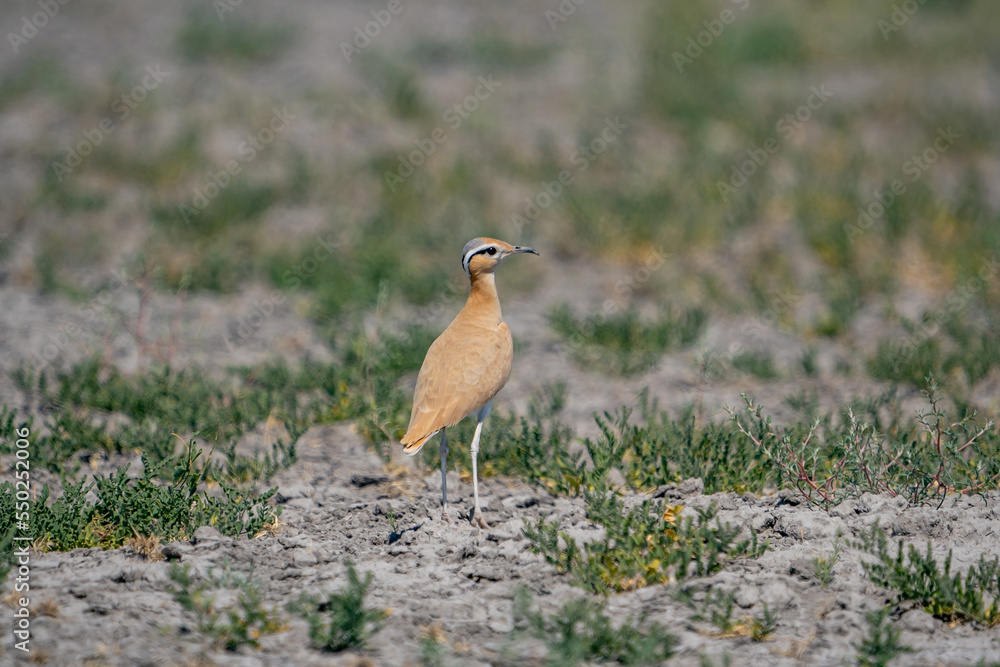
[439,429,450,523]
[469,418,489,529]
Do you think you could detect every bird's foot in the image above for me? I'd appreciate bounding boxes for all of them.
[441,509,452,523]
[471,510,490,530]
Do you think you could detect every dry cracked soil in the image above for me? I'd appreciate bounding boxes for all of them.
[4,418,1000,666]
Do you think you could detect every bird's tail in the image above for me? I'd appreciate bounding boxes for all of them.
[400,430,437,456]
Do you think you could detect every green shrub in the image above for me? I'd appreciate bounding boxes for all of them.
[868,338,942,389]
[749,604,778,642]
[549,304,707,376]
[732,351,778,380]
[730,382,1000,508]
[855,524,1000,627]
[689,588,738,634]
[168,562,285,651]
[291,560,388,652]
[511,587,676,666]
[854,606,913,667]
[17,438,281,553]
[176,8,295,63]
[523,499,766,595]
[581,396,776,496]
[814,529,844,588]
[9,358,303,481]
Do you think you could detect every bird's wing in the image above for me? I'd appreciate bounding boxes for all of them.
[401,322,513,451]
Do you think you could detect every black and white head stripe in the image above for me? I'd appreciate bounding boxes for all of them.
[461,239,500,275]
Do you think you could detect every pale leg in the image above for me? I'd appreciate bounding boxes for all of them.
[470,418,489,529]
[439,429,450,522]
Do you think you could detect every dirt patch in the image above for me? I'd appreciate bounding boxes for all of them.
[4,418,999,665]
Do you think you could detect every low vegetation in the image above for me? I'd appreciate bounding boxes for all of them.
[0,324,434,562]
[813,529,844,588]
[523,471,766,595]
[0,439,280,553]
[855,524,1000,627]
[524,499,766,595]
[678,587,778,642]
[548,304,707,376]
[729,382,999,509]
[687,588,738,635]
[510,587,676,667]
[853,606,913,667]
[289,560,389,652]
[175,8,296,63]
[168,562,286,651]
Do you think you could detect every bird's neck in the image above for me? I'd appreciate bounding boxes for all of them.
[462,271,502,324]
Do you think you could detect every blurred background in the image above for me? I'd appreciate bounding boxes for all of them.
[1,0,999,430]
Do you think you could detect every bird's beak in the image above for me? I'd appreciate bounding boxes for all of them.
[511,246,539,256]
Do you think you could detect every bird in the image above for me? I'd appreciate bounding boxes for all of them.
[400,237,538,529]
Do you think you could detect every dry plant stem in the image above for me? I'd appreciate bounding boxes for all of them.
[114,265,153,372]
[102,327,115,372]
[134,273,151,372]
[159,287,187,366]
[732,404,836,507]
[849,410,904,499]
[735,384,998,510]
[912,385,997,505]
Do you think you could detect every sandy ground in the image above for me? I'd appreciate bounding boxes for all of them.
[2,418,999,666]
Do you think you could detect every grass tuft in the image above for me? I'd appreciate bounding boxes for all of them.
[168,562,285,651]
[855,523,1000,627]
[730,381,999,509]
[854,606,913,667]
[689,588,738,634]
[732,350,779,380]
[523,499,766,595]
[1,437,282,553]
[176,9,295,63]
[748,603,778,642]
[290,560,389,652]
[511,586,676,666]
[549,304,707,376]
[813,529,843,588]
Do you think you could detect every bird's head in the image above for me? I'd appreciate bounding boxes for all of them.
[461,237,538,278]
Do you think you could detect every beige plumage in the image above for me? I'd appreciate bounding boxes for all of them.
[401,237,537,528]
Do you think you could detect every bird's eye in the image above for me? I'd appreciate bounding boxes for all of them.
[486,247,497,256]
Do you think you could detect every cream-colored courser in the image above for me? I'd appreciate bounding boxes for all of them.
[401,237,538,528]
